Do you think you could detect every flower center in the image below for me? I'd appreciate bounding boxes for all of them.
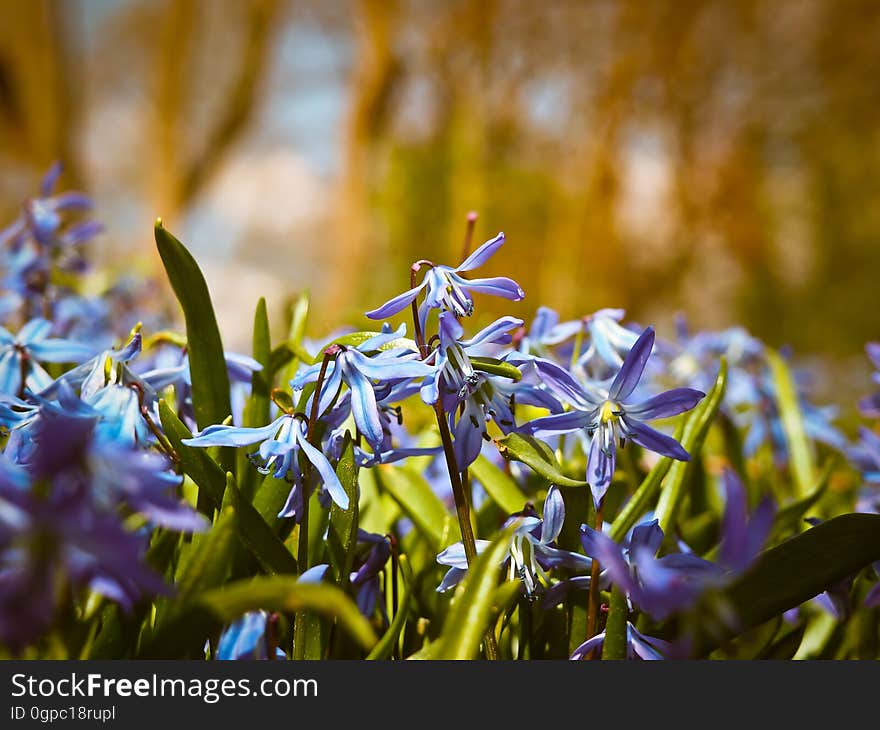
[600,400,619,423]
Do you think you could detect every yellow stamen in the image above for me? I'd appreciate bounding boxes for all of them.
[600,400,618,423]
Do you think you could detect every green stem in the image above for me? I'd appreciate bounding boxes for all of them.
[601,585,628,660]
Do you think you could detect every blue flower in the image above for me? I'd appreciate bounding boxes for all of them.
[576,308,641,375]
[522,326,704,505]
[0,318,95,396]
[365,232,524,327]
[182,413,348,520]
[423,312,528,468]
[437,485,590,595]
[291,325,435,452]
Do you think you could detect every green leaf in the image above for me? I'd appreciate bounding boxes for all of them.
[694,513,880,655]
[158,399,226,511]
[770,460,833,541]
[225,473,298,575]
[198,577,377,651]
[323,330,417,353]
[766,348,816,498]
[172,507,238,604]
[470,356,522,382]
[377,464,457,551]
[469,455,527,514]
[154,221,231,432]
[366,562,413,661]
[328,433,360,586]
[280,291,312,378]
[434,526,515,659]
[244,297,271,425]
[494,432,587,488]
[653,358,728,541]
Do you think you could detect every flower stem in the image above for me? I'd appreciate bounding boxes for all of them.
[293,348,336,660]
[460,211,478,261]
[584,498,605,660]
[409,263,497,660]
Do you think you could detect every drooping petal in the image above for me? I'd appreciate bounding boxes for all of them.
[455,231,505,272]
[365,283,425,320]
[624,418,689,461]
[608,327,655,401]
[626,388,705,420]
[437,567,468,593]
[182,415,288,447]
[586,427,615,505]
[295,428,349,510]
[343,361,385,450]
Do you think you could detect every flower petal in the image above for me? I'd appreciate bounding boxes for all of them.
[458,275,525,302]
[608,326,654,401]
[183,415,288,447]
[295,428,349,510]
[624,418,689,461]
[456,232,505,272]
[365,284,425,320]
[626,388,705,420]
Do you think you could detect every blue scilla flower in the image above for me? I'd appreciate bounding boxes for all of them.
[182,413,348,520]
[0,318,95,397]
[291,325,435,452]
[365,232,524,328]
[437,485,590,595]
[576,308,641,376]
[422,312,529,468]
[522,327,704,506]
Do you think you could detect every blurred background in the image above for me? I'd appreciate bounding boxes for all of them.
[1,0,878,401]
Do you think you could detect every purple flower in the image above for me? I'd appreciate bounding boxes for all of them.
[365,232,524,327]
[521,327,704,506]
